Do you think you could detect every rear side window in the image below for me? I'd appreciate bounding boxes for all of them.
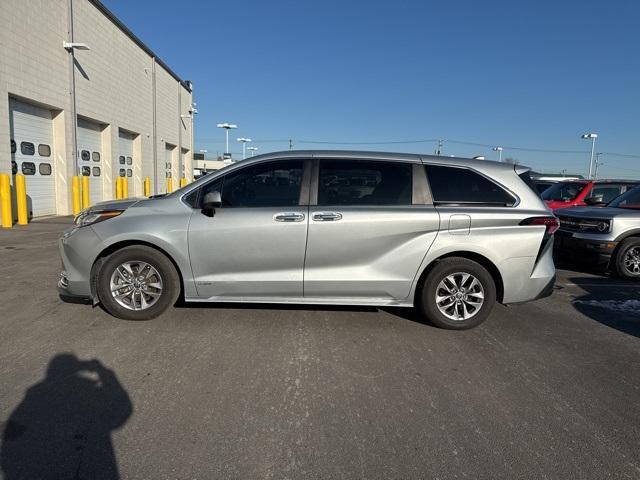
[425,165,515,206]
[590,185,623,203]
[318,160,412,206]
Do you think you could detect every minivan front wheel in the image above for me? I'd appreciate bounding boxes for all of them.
[419,257,496,330]
[97,246,180,320]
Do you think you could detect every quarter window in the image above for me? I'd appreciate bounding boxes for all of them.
[21,162,36,175]
[425,165,515,206]
[92,151,101,162]
[93,167,101,176]
[81,150,90,161]
[39,163,52,175]
[318,160,412,206]
[20,142,35,155]
[222,160,303,207]
[38,144,51,157]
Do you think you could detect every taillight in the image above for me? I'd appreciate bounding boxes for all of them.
[520,216,560,235]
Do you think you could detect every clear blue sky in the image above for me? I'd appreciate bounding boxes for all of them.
[103,0,640,178]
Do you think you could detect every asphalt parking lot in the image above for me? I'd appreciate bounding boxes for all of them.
[1,217,639,480]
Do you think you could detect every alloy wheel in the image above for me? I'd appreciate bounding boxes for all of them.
[623,247,640,276]
[110,261,163,311]
[435,272,485,321]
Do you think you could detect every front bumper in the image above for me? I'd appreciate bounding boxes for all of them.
[554,230,617,266]
[58,225,104,299]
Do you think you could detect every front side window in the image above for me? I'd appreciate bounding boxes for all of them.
[22,162,36,175]
[20,142,35,155]
[541,182,586,201]
[38,144,51,157]
[222,160,303,207]
[318,160,412,206]
[39,163,52,175]
[426,165,515,206]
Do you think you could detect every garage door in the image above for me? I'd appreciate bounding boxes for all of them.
[118,131,135,196]
[159,144,175,194]
[77,118,103,205]
[9,99,56,217]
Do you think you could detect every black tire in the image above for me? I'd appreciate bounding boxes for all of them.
[97,245,180,320]
[418,257,496,330]
[613,238,640,280]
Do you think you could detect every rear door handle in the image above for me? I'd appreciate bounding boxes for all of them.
[312,212,343,222]
[274,212,305,222]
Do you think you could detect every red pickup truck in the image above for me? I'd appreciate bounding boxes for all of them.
[542,179,640,210]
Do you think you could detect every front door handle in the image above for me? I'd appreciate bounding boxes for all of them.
[312,212,343,222]
[274,212,305,222]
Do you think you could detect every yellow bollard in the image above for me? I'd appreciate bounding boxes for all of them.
[0,174,12,228]
[115,177,123,200]
[72,176,82,215]
[122,177,129,199]
[144,177,151,197]
[16,174,28,225]
[82,175,90,209]
[166,177,173,193]
[180,177,187,188]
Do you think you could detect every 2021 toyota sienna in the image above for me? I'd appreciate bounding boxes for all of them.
[58,150,557,329]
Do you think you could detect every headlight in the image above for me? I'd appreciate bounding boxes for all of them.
[74,209,123,227]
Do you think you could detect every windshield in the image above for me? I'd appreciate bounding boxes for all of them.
[541,182,586,201]
[609,187,640,209]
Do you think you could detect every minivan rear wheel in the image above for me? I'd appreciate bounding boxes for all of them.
[97,246,180,320]
[418,257,496,330]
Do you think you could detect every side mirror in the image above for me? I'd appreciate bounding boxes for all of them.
[585,196,604,206]
[201,191,222,217]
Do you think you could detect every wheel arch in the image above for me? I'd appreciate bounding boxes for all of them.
[90,240,185,302]
[414,251,505,304]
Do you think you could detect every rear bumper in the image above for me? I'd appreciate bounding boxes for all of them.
[554,231,617,266]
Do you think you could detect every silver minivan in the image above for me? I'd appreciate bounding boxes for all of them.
[59,151,557,329]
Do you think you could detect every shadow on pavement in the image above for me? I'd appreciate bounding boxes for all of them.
[0,354,132,480]
[570,277,640,338]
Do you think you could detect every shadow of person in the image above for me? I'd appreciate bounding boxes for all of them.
[1,354,133,480]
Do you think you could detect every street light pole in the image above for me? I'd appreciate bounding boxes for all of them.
[217,123,237,156]
[581,133,598,179]
[237,138,252,159]
[492,146,503,162]
[247,146,258,157]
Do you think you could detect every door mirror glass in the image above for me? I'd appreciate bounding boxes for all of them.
[201,191,222,217]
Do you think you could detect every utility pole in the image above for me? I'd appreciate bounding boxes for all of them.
[594,153,603,179]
